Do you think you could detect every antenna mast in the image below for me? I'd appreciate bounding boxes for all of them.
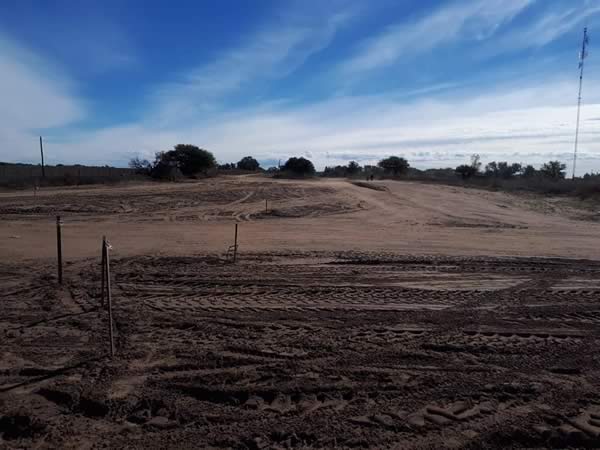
[573,27,589,179]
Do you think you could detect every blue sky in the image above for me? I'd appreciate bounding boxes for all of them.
[2,0,600,173]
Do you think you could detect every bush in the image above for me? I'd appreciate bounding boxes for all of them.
[485,161,522,179]
[540,161,566,180]
[321,161,362,178]
[378,157,409,176]
[455,164,477,179]
[281,157,315,176]
[347,161,361,175]
[152,145,216,178]
[236,156,260,171]
[128,157,152,175]
[522,165,536,178]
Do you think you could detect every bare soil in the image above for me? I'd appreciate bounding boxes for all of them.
[1,176,600,448]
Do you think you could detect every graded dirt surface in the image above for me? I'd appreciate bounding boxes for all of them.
[2,175,600,260]
[1,177,600,449]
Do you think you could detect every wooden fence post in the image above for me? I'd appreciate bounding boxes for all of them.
[233,223,238,264]
[56,216,63,284]
[104,238,115,358]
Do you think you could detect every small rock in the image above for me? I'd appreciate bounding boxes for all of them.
[372,414,395,429]
[244,395,264,410]
[406,414,425,428]
[463,429,479,439]
[146,416,176,430]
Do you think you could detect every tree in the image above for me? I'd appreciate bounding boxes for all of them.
[540,161,566,180]
[470,154,482,172]
[236,156,260,171]
[522,165,536,178]
[153,144,216,177]
[455,164,478,180]
[347,161,361,175]
[128,156,151,175]
[485,161,522,179]
[455,153,482,180]
[485,161,499,177]
[322,165,347,177]
[377,156,410,176]
[281,157,315,175]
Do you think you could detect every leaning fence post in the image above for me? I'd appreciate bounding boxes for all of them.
[233,223,238,264]
[104,239,115,358]
[100,236,107,307]
[56,216,63,284]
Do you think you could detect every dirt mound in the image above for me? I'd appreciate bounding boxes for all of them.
[351,181,389,191]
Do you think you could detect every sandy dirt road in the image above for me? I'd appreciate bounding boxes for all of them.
[1,176,600,261]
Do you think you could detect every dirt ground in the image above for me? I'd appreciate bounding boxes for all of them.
[1,176,600,449]
[2,175,600,261]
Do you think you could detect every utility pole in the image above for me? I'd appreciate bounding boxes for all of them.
[40,136,46,178]
[573,27,589,180]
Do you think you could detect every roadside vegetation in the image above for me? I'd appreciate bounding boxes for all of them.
[320,153,600,201]
[129,147,317,180]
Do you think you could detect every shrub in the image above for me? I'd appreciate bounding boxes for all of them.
[347,161,361,175]
[377,157,409,176]
[522,165,536,178]
[455,164,477,180]
[485,161,522,179]
[236,156,260,171]
[540,161,566,180]
[152,145,216,178]
[128,157,152,175]
[281,157,315,176]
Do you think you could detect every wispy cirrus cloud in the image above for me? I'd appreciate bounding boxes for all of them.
[493,1,600,51]
[5,0,600,176]
[149,10,353,127]
[44,73,600,174]
[340,0,533,74]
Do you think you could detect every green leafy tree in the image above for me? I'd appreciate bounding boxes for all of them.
[347,161,361,175]
[455,154,482,180]
[522,165,536,178]
[282,157,315,175]
[540,161,566,180]
[377,156,410,176]
[485,161,522,179]
[236,156,260,171]
[455,164,478,179]
[153,145,216,177]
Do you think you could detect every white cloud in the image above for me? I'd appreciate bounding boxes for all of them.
[148,11,352,127]
[340,0,533,73]
[4,1,600,176]
[42,74,600,175]
[492,2,600,52]
[0,36,84,163]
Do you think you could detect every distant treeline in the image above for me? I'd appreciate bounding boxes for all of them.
[129,145,317,179]
[321,154,600,200]
[0,162,141,188]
